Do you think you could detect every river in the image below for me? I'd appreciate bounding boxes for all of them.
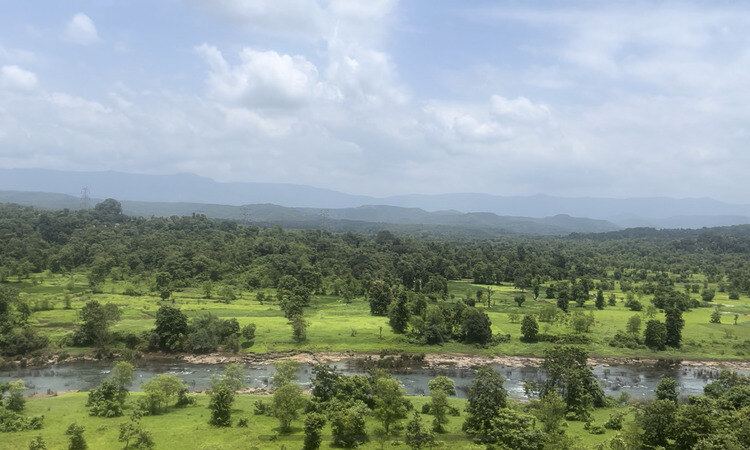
[2,359,745,399]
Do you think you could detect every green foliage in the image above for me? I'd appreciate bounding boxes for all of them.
[710,308,721,324]
[65,423,86,450]
[427,376,455,396]
[369,280,393,316]
[140,375,187,415]
[460,307,492,345]
[644,320,667,350]
[655,377,680,403]
[272,360,299,388]
[404,412,435,449]
[373,377,410,435]
[303,412,326,450]
[72,300,120,347]
[208,382,235,427]
[521,314,539,342]
[86,379,127,417]
[27,436,47,450]
[463,365,507,441]
[638,399,677,448]
[152,305,188,352]
[330,401,368,448]
[483,408,547,448]
[272,383,305,432]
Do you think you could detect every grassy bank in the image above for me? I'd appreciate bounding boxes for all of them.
[8,274,750,361]
[2,392,630,449]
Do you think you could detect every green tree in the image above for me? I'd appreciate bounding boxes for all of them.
[404,412,435,449]
[461,307,492,345]
[66,423,87,450]
[208,382,235,427]
[72,300,120,347]
[595,289,605,309]
[291,314,308,343]
[532,391,567,434]
[152,305,188,352]
[330,402,368,448]
[369,280,394,316]
[665,307,684,348]
[655,377,679,403]
[638,399,676,448]
[388,291,410,334]
[427,376,456,396]
[118,412,154,449]
[514,294,526,307]
[483,408,546,449]
[710,308,721,324]
[27,436,47,450]
[626,314,642,335]
[644,320,667,350]
[521,314,539,342]
[140,374,187,414]
[373,377,410,436]
[303,413,326,450]
[272,360,300,387]
[463,365,507,441]
[272,383,305,432]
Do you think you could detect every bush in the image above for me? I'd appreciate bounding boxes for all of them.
[608,331,644,349]
[0,408,44,432]
[625,298,643,311]
[537,333,591,344]
[604,412,625,430]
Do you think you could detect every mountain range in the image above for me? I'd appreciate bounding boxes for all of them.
[1,168,748,231]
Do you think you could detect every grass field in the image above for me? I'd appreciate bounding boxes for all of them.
[8,273,750,360]
[1,392,631,449]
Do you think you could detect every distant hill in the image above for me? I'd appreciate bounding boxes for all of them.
[0,168,748,229]
[0,190,620,236]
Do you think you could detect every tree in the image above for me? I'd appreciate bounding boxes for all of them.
[701,288,716,302]
[330,402,368,448]
[405,412,435,449]
[556,296,569,313]
[710,308,721,324]
[303,413,326,450]
[273,360,300,387]
[208,382,235,427]
[152,305,188,352]
[541,345,604,413]
[514,294,526,307]
[28,436,47,450]
[429,388,450,433]
[111,362,135,390]
[72,300,120,347]
[665,307,684,348]
[272,383,305,432]
[214,363,246,392]
[463,366,507,441]
[217,284,236,303]
[118,412,154,449]
[388,292,410,334]
[241,323,256,342]
[373,377,410,436]
[608,293,617,306]
[427,376,456,396]
[644,320,667,350]
[626,314,642,335]
[291,315,308,343]
[201,281,213,299]
[655,377,679,403]
[66,423,87,450]
[93,198,124,222]
[595,289,605,309]
[87,378,127,417]
[423,305,447,344]
[140,374,187,414]
[520,315,539,342]
[532,391,567,434]
[369,280,394,316]
[482,408,546,449]
[638,399,676,448]
[461,307,492,345]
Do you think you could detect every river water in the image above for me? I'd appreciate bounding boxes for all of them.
[2,359,745,399]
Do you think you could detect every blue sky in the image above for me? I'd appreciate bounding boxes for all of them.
[1,1,749,202]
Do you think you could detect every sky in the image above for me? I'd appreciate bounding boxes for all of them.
[0,1,749,203]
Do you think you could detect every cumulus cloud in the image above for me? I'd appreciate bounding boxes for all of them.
[62,13,100,45]
[196,44,340,109]
[0,65,37,91]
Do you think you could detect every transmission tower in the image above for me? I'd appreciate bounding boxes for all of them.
[80,186,91,210]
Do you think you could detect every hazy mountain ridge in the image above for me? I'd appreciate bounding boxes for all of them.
[1,168,749,228]
[0,190,619,236]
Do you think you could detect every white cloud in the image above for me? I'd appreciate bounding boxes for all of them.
[0,65,37,91]
[490,95,550,122]
[196,44,340,109]
[62,13,100,45]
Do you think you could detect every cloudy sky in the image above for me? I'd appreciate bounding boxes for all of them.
[1,1,749,202]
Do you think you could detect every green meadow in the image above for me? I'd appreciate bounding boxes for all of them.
[10,273,750,361]
[0,392,631,450]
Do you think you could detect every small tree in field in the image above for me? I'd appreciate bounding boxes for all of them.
[710,308,721,324]
[272,383,306,432]
[520,315,538,342]
[514,294,525,307]
[66,423,86,450]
